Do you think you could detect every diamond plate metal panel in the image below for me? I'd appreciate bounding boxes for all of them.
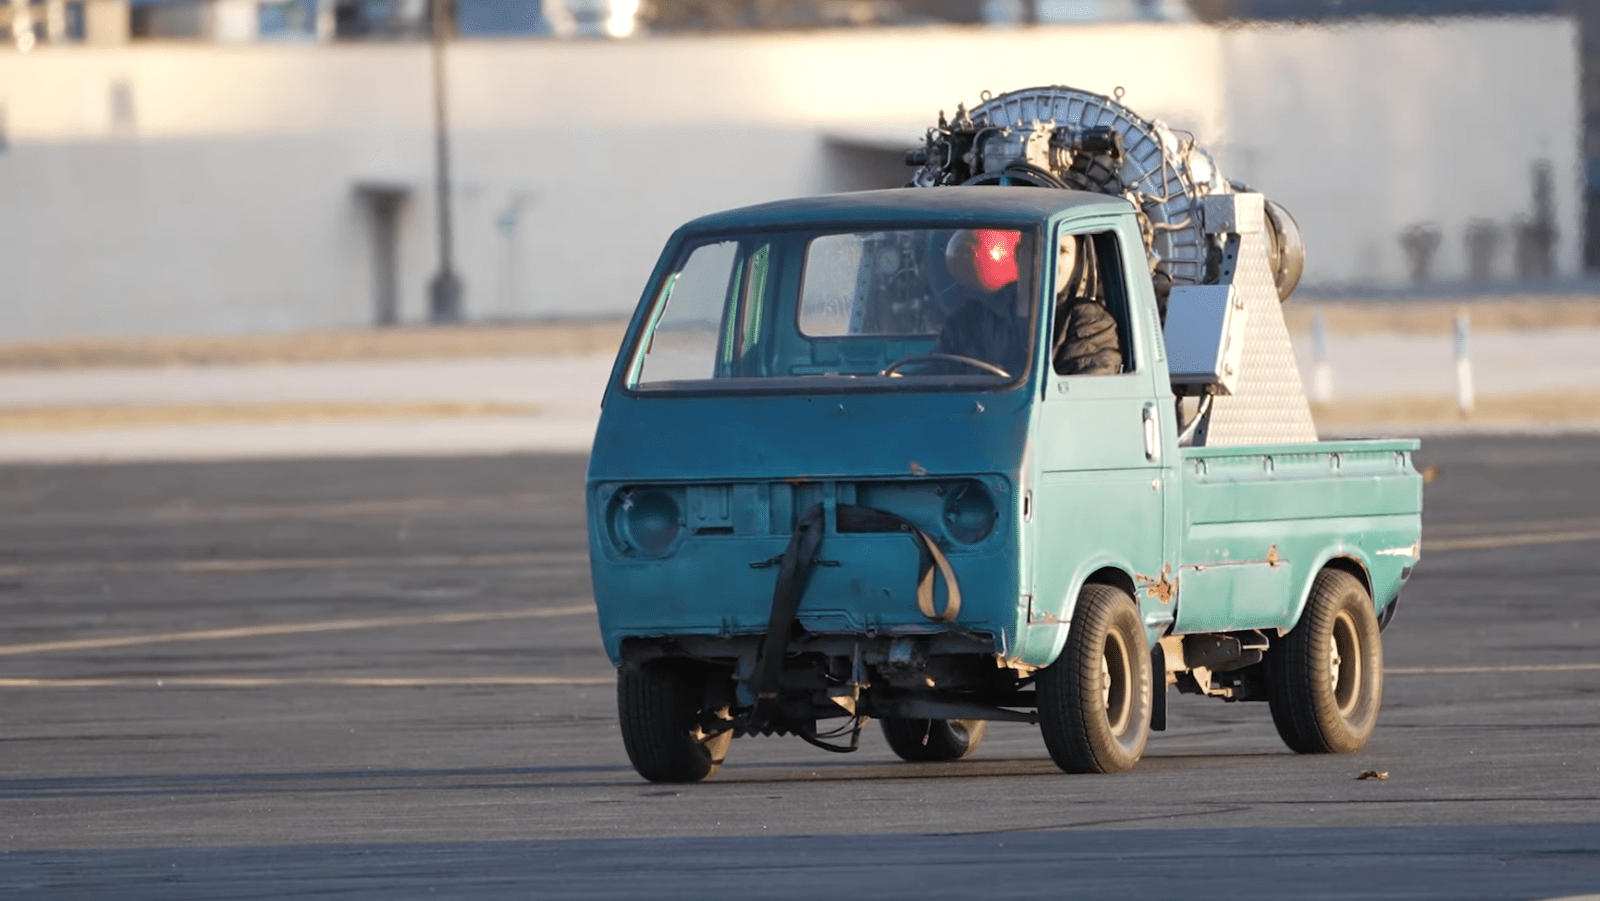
[1193,196,1318,446]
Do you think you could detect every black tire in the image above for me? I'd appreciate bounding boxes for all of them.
[617,660,733,783]
[1037,583,1153,774]
[879,717,988,762]
[1266,568,1383,754]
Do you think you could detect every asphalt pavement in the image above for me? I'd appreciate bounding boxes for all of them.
[0,354,615,462]
[0,437,1597,899]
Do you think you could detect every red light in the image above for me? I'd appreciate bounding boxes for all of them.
[948,229,1021,292]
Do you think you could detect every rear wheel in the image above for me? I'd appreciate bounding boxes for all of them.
[617,660,733,783]
[1037,583,1153,774]
[879,717,988,762]
[1266,568,1383,753]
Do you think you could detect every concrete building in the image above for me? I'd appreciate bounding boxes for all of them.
[4,0,585,44]
[0,17,1581,339]
[4,0,131,46]
[129,0,332,40]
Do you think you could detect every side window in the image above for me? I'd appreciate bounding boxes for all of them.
[1051,230,1133,376]
[635,240,740,385]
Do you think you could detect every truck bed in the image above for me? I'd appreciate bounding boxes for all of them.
[1173,439,1423,634]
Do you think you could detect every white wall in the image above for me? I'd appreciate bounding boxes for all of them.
[1216,16,1581,287]
[0,18,1580,340]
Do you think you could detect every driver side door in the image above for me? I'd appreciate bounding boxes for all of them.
[1031,224,1173,626]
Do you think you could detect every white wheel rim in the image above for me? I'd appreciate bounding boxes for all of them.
[1102,631,1132,734]
[1330,610,1362,718]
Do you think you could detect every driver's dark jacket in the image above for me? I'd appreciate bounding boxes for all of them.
[931,285,1028,376]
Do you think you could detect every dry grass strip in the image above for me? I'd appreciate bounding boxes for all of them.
[2,302,1596,372]
[0,320,629,373]
[0,401,540,432]
[1311,391,1598,429]
[1284,298,1600,335]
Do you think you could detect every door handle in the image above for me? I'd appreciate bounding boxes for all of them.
[1142,403,1161,461]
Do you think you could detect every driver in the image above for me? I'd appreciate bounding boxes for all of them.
[931,228,1029,376]
[1052,234,1122,375]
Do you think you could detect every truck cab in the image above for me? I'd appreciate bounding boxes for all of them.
[587,186,1422,783]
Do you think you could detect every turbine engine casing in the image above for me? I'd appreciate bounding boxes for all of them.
[909,86,1303,304]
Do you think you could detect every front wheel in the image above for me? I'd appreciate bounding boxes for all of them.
[879,717,988,762]
[617,660,733,783]
[1037,583,1153,774]
[1266,568,1383,754]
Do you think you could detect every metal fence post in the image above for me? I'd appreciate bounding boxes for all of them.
[1311,311,1333,403]
[1454,309,1474,415]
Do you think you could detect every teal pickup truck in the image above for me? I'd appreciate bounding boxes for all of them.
[587,186,1422,783]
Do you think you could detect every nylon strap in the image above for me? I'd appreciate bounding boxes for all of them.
[835,504,962,622]
[750,503,825,726]
[915,532,961,622]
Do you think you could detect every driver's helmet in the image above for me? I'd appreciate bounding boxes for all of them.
[945,228,1021,293]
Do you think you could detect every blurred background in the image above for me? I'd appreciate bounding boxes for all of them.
[0,0,1590,338]
[0,0,1596,456]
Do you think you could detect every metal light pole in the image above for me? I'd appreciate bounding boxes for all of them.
[427,0,463,324]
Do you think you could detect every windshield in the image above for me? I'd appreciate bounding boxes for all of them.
[626,225,1040,393]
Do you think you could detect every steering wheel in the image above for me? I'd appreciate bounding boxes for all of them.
[881,353,1011,378]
